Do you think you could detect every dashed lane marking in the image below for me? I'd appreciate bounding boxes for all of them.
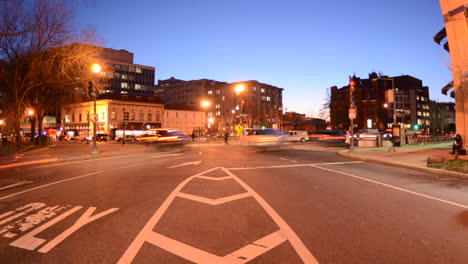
[0,181,34,191]
[118,167,318,264]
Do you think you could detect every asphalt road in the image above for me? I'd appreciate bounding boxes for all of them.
[1,143,468,263]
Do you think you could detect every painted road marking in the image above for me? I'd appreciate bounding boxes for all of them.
[0,202,118,253]
[227,161,364,170]
[0,154,194,202]
[167,161,202,168]
[0,180,34,191]
[0,158,58,170]
[118,167,318,264]
[312,165,468,210]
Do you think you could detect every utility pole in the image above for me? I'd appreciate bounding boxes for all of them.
[349,76,356,152]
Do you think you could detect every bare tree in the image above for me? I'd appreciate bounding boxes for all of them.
[0,0,99,144]
[317,87,330,121]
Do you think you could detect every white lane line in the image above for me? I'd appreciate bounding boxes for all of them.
[224,168,319,264]
[312,165,468,210]
[0,181,33,191]
[225,230,287,263]
[146,232,232,264]
[117,167,223,264]
[167,161,202,168]
[150,154,181,158]
[0,154,194,202]
[228,161,364,170]
[195,175,232,181]
[279,158,289,161]
[177,192,251,205]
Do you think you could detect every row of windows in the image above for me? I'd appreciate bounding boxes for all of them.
[113,64,143,73]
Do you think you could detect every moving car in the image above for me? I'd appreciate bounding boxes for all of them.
[239,128,283,150]
[95,134,109,142]
[116,135,136,142]
[282,130,309,143]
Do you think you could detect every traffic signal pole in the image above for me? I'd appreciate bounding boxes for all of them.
[91,81,98,154]
[349,77,356,152]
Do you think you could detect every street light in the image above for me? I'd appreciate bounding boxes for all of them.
[201,100,211,108]
[91,63,100,154]
[28,109,34,116]
[234,84,245,95]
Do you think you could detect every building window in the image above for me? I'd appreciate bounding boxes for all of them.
[135,84,141,90]
[156,111,161,121]
[222,96,225,101]
[148,112,152,121]
[65,114,69,123]
[139,112,144,121]
[122,74,128,80]
[129,66,135,72]
[216,111,221,116]
[208,90,213,95]
[208,112,213,116]
[121,82,128,89]
[130,112,135,121]
[111,112,116,120]
[261,88,265,93]
[253,86,257,91]
[136,67,142,73]
[71,113,75,122]
[78,113,82,122]
[86,112,89,121]
[266,96,271,101]
[215,104,221,109]
[215,90,220,94]
[176,112,178,118]
[102,112,105,121]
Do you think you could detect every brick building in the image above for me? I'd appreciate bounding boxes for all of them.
[330,73,431,132]
[156,78,283,133]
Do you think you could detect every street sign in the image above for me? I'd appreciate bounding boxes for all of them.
[348,108,356,120]
[90,113,98,123]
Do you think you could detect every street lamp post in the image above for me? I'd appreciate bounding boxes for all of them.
[91,63,101,154]
[234,84,245,130]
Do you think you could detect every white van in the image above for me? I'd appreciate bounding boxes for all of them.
[282,130,309,143]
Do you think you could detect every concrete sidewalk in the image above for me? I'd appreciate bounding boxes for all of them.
[337,142,468,179]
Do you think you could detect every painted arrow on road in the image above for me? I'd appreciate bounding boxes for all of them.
[167,161,202,168]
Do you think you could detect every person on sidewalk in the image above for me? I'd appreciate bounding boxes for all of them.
[450,134,463,155]
[345,130,350,149]
[224,132,229,145]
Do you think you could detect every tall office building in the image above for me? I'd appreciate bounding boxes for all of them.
[90,45,156,97]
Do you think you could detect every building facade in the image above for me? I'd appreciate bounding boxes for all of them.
[156,78,284,133]
[163,105,206,135]
[155,78,227,106]
[429,101,456,133]
[61,98,206,139]
[330,73,431,131]
[91,45,156,96]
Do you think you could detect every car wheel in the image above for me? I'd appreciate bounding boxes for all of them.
[300,138,305,143]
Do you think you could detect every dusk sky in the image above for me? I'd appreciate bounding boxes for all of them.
[75,0,452,117]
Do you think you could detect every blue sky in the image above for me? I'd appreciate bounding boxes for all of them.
[75,0,452,117]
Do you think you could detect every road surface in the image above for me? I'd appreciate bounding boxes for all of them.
[0,143,468,263]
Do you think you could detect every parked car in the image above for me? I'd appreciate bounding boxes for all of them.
[95,134,108,142]
[281,130,309,143]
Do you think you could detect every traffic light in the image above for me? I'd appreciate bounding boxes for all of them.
[88,81,94,97]
[124,112,129,121]
[241,100,245,105]
[413,124,421,130]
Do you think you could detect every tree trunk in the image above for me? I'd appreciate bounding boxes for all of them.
[14,109,22,145]
[30,116,36,143]
[37,113,44,144]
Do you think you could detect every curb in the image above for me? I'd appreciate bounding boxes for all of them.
[336,150,468,180]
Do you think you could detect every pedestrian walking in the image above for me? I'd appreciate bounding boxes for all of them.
[191,132,196,142]
[224,132,229,145]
